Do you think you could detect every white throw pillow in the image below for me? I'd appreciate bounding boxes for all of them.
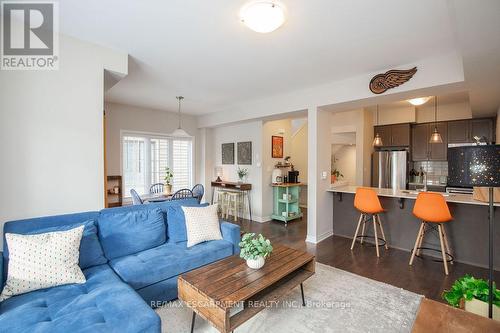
[0,225,86,301]
[182,204,223,247]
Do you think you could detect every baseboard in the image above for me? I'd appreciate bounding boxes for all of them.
[305,230,333,244]
[252,216,272,223]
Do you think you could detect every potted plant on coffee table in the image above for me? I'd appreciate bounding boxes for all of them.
[442,274,500,320]
[239,233,273,269]
[164,167,173,195]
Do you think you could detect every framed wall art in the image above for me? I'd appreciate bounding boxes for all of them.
[221,143,235,164]
[237,141,252,165]
[272,136,283,158]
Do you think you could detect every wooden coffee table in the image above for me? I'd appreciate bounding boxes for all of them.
[178,244,315,333]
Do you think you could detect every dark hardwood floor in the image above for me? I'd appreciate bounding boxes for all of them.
[230,209,500,304]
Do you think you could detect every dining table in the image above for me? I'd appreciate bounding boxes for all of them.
[143,193,173,203]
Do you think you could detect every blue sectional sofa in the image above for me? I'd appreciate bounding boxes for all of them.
[0,198,240,332]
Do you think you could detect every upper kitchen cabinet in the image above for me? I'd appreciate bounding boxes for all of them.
[374,123,410,147]
[447,120,470,143]
[448,118,495,144]
[411,122,447,161]
[471,118,495,143]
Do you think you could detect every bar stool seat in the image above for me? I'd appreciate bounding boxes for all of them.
[409,192,454,275]
[350,188,389,257]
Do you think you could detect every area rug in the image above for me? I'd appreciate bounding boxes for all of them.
[156,263,423,332]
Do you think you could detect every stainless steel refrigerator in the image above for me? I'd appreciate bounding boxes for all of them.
[372,151,408,189]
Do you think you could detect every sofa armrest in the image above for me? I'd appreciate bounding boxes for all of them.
[220,222,241,255]
[0,252,3,288]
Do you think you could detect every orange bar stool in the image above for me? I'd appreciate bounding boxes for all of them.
[350,188,389,257]
[409,192,453,275]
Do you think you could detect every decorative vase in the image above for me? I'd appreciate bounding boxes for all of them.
[164,184,172,195]
[464,298,500,321]
[246,256,265,269]
[331,175,337,183]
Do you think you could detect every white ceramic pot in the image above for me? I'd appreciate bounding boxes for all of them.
[465,298,500,321]
[246,256,265,269]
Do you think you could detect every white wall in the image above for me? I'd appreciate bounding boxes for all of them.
[378,104,416,125]
[307,107,333,243]
[331,109,373,186]
[416,100,472,122]
[332,145,357,185]
[209,121,264,220]
[104,102,199,179]
[0,35,127,245]
[262,119,293,219]
[291,122,308,206]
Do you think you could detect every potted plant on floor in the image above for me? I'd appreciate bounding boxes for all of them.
[164,167,173,195]
[442,274,500,320]
[239,233,273,269]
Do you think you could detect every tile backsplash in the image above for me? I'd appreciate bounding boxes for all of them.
[412,161,448,185]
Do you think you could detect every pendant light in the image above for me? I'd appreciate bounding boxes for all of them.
[373,104,383,147]
[429,96,443,144]
[171,96,190,137]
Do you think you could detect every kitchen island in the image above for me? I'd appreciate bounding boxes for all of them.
[328,186,499,269]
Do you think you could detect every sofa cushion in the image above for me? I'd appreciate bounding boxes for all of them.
[166,203,209,243]
[0,264,160,333]
[2,212,102,280]
[97,208,165,260]
[109,240,233,290]
[15,220,106,270]
[1,226,86,302]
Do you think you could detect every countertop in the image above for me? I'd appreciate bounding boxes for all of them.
[327,185,500,207]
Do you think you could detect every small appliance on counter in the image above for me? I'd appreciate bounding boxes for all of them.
[272,168,283,184]
[288,170,299,183]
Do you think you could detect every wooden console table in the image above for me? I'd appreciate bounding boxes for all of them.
[211,181,252,221]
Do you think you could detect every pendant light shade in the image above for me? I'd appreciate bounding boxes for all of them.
[429,96,443,144]
[373,105,383,147]
[171,96,190,137]
[373,133,383,147]
[429,126,443,143]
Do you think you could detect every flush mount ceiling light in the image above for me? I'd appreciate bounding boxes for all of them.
[240,1,285,33]
[407,97,431,106]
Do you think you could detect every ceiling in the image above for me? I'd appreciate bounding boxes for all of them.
[59,0,500,116]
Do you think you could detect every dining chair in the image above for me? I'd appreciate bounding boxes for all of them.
[191,184,205,203]
[149,183,164,194]
[130,189,144,205]
[171,189,194,201]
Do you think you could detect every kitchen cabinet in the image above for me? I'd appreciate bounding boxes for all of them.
[447,118,495,144]
[411,124,429,161]
[448,120,470,143]
[471,118,494,143]
[391,123,411,146]
[374,123,410,147]
[411,122,447,161]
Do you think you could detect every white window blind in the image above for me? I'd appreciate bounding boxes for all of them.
[122,133,193,197]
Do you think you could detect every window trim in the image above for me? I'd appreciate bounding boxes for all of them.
[120,130,195,198]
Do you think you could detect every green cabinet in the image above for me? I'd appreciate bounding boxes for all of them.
[271,184,303,224]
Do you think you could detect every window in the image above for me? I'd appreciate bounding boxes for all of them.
[122,133,193,197]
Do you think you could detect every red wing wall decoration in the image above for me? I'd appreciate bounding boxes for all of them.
[369,67,417,94]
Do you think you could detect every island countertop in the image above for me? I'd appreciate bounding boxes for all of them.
[327,185,499,207]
